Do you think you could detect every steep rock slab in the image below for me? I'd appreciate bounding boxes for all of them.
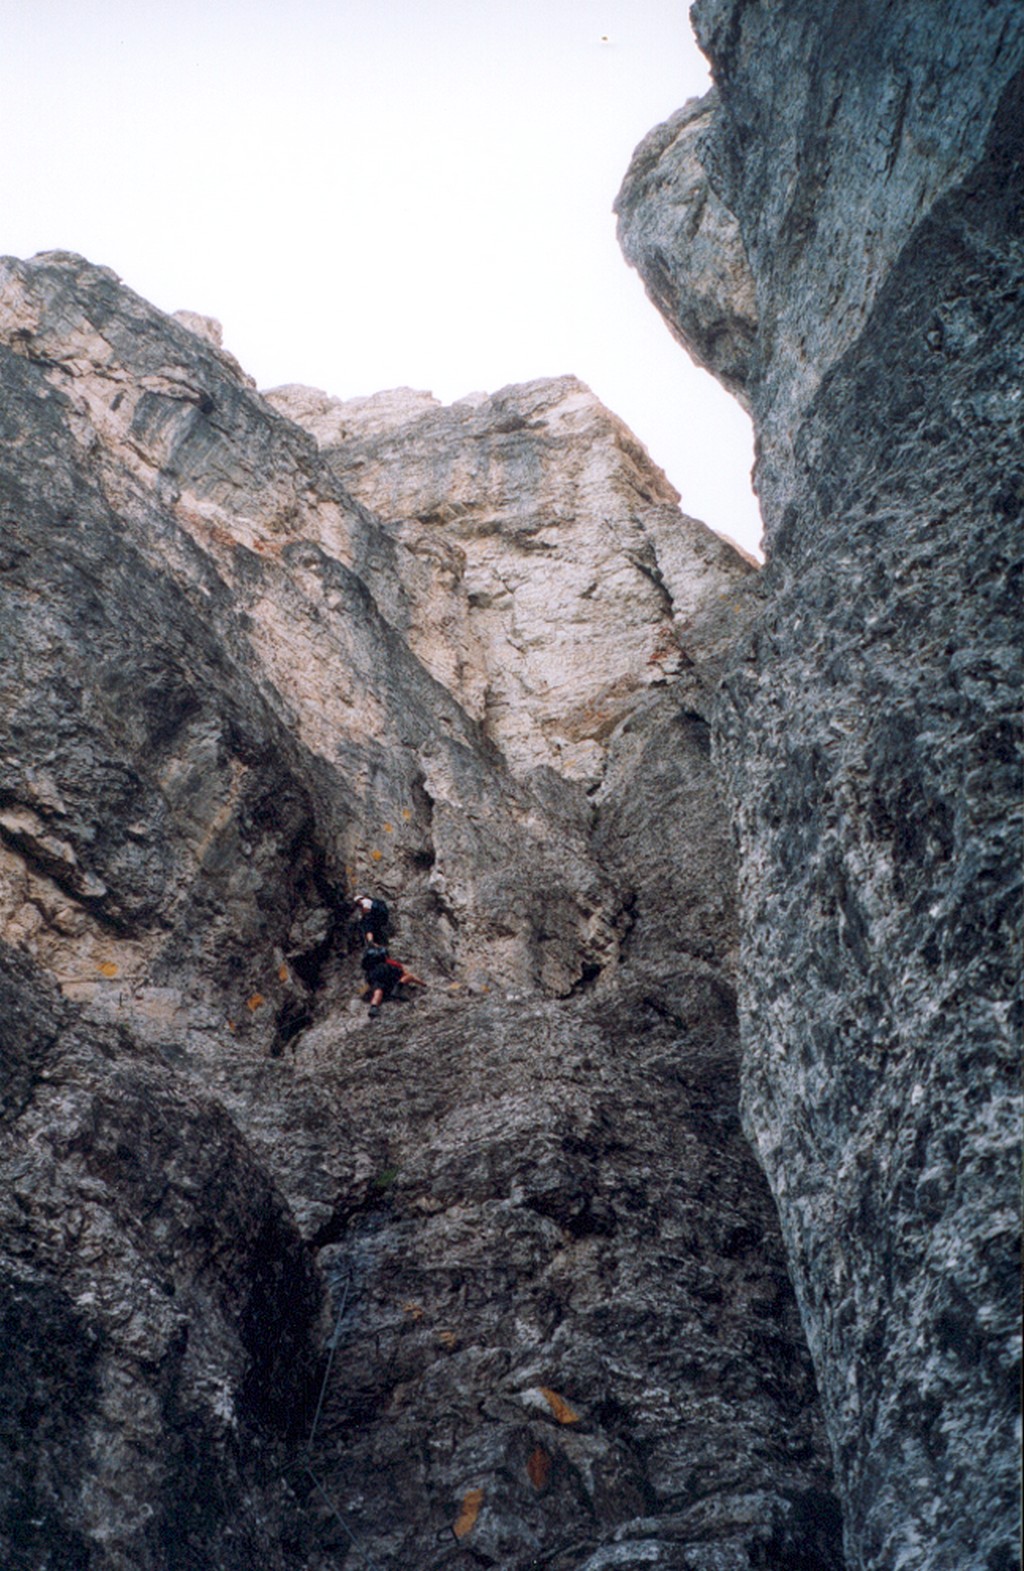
[266,376,757,784]
[592,689,741,975]
[0,946,324,1571]
[156,712,843,1570]
[274,980,839,1571]
[0,253,616,1012]
[158,599,844,1568]
[0,328,340,1046]
[619,6,1023,1569]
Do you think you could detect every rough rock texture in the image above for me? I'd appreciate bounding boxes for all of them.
[266,376,757,785]
[0,944,324,1571]
[0,251,628,1015]
[614,92,757,410]
[0,252,842,1568]
[242,973,840,1571]
[618,7,1023,1570]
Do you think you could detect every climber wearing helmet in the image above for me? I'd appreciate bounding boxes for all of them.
[354,894,390,947]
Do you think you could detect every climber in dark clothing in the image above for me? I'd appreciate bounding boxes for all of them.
[360,943,425,1018]
[354,894,390,947]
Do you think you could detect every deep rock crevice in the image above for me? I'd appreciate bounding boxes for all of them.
[4,10,1020,1562]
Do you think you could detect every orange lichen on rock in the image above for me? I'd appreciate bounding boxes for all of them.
[527,1445,552,1490]
[452,1488,483,1539]
[539,1388,579,1425]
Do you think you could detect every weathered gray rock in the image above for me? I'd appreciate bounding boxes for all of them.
[0,252,841,1568]
[293,980,840,1570]
[615,92,757,410]
[619,7,1023,1569]
[0,252,619,1016]
[0,944,324,1571]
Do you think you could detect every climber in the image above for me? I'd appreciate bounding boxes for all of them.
[360,942,425,1019]
[354,893,390,947]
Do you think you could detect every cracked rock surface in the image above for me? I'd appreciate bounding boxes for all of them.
[266,375,757,785]
[618,5,1023,1569]
[0,944,323,1571]
[614,92,757,411]
[1,252,840,1569]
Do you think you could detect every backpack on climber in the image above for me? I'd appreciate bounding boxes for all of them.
[360,943,425,1019]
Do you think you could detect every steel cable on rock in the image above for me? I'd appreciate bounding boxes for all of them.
[300,1266,382,1571]
[304,1466,382,1571]
[307,1267,352,1454]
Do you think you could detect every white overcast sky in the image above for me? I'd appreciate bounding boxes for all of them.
[1,0,762,556]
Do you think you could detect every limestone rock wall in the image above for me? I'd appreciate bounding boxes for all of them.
[0,253,621,1016]
[617,6,1023,1570]
[0,945,323,1571]
[266,375,757,785]
[0,252,843,1568]
[614,92,756,410]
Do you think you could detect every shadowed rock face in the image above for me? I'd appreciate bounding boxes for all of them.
[268,976,840,1571]
[0,945,323,1571]
[618,6,1022,1570]
[0,253,842,1568]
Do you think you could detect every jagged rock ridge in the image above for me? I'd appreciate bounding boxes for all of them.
[617,6,1022,1571]
[0,253,842,1568]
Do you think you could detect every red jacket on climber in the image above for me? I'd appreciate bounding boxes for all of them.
[355,897,425,1017]
[360,943,425,1019]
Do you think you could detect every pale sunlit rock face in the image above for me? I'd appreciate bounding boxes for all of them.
[267,373,757,785]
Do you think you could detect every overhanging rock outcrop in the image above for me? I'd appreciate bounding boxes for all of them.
[614,91,756,410]
[1,252,842,1567]
[618,6,1023,1570]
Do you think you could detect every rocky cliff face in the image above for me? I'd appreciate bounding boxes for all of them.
[614,92,756,412]
[264,376,756,786]
[618,7,1022,1571]
[0,253,842,1568]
